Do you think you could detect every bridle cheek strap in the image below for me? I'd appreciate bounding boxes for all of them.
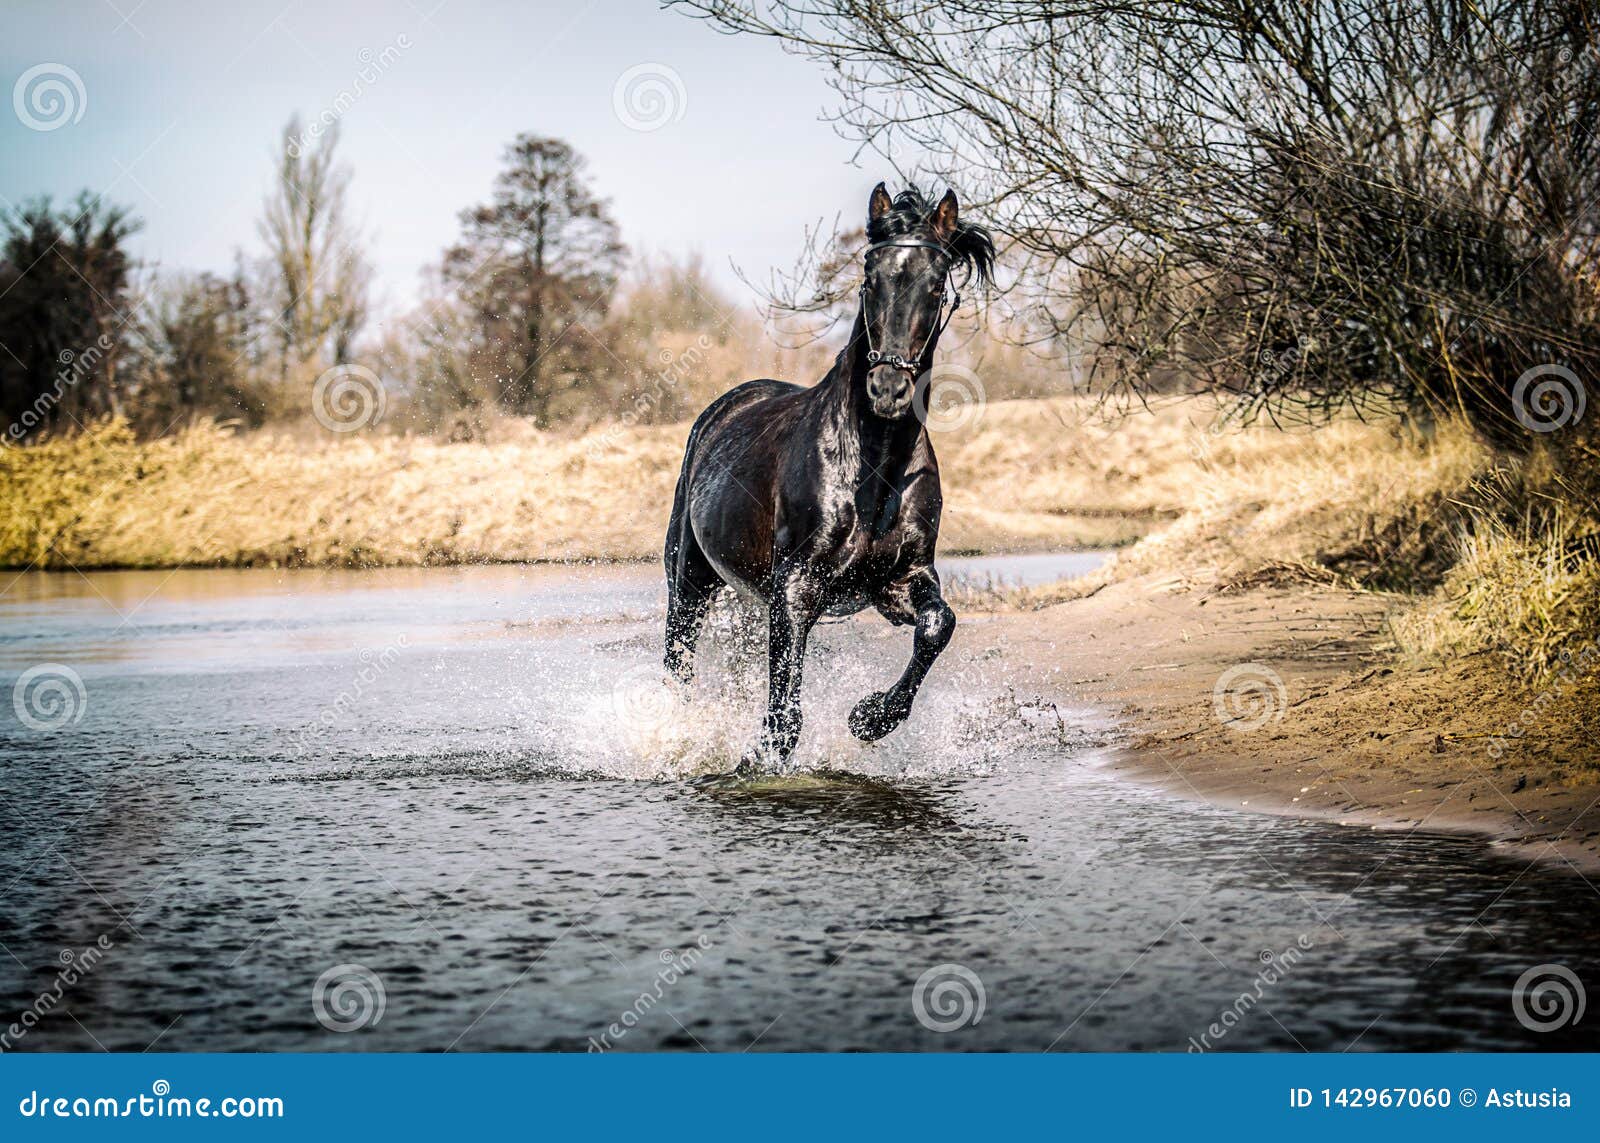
[859,239,962,375]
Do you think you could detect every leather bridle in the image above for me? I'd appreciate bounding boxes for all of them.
[859,239,962,376]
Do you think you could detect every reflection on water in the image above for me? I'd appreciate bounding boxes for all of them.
[1,556,1597,1051]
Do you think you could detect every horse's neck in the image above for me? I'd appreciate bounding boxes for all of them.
[815,311,924,487]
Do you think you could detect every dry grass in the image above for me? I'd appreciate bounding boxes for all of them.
[0,395,1495,575]
[1392,514,1600,681]
[0,419,687,569]
[1,396,1220,570]
[1109,415,1492,589]
[940,403,1499,608]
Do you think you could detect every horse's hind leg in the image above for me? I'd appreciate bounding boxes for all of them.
[849,568,955,742]
[664,511,720,685]
[664,549,720,685]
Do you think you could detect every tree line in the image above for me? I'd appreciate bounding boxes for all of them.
[0,119,815,443]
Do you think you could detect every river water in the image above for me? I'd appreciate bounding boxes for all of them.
[1,555,1596,1051]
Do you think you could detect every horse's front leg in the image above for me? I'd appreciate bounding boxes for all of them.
[850,568,955,742]
[738,564,822,774]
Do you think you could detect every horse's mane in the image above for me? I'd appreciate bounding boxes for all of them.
[867,185,996,287]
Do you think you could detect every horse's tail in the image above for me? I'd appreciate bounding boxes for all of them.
[663,426,697,578]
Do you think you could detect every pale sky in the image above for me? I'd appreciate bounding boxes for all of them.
[1,0,900,318]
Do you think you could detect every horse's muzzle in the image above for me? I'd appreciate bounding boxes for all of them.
[866,364,915,419]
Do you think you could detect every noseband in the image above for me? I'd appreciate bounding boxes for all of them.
[859,239,963,376]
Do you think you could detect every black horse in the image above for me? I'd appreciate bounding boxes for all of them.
[663,184,994,772]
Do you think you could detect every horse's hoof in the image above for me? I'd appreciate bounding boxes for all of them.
[849,692,908,742]
[689,759,759,789]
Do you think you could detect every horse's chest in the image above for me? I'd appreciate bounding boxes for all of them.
[832,496,915,583]
[852,478,902,539]
[801,442,937,590]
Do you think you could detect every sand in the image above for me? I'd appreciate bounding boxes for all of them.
[980,574,1600,874]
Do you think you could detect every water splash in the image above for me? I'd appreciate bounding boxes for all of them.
[561,603,1088,782]
[253,567,1097,786]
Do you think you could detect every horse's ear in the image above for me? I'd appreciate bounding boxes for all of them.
[932,189,959,241]
[868,182,893,223]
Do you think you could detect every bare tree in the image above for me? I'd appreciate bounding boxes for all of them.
[129,268,266,431]
[679,0,1599,440]
[258,116,372,381]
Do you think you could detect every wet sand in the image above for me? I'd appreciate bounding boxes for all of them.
[987,574,1600,874]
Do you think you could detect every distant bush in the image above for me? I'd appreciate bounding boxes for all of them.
[127,271,270,432]
[0,194,139,441]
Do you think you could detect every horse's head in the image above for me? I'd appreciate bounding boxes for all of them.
[859,183,994,421]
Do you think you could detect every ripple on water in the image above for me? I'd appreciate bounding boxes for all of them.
[2,560,1597,1052]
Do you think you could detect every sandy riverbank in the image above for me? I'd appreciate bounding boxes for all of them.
[978,573,1600,873]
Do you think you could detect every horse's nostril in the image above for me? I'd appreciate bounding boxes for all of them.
[868,367,912,405]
